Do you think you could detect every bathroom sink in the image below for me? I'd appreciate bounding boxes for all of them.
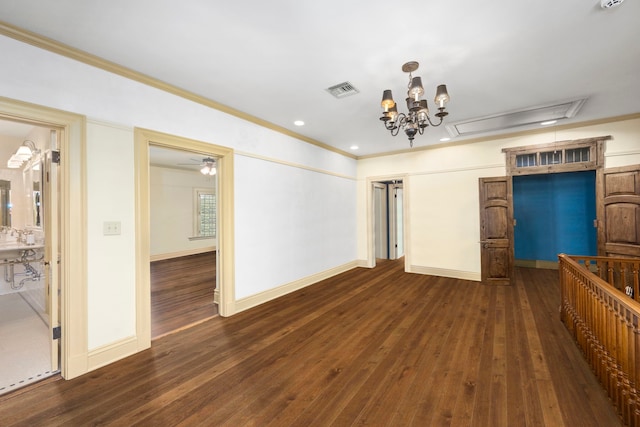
[0,242,44,253]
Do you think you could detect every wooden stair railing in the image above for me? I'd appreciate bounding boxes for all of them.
[559,254,640,427]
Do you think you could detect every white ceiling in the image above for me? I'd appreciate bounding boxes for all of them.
[0,0,639,157]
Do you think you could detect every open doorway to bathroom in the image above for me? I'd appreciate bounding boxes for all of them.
[0,118,60,395]
[148,145,219,339]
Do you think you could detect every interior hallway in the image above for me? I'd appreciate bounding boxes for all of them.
[0,260,621,426]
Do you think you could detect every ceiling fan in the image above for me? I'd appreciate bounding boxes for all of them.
[177,157,217,175]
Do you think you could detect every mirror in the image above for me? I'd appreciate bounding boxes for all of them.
[23,155,42,229]
[0,180,10,227]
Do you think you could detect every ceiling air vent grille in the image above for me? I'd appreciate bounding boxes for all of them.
[446,98,587,137]
[326,82,359,99]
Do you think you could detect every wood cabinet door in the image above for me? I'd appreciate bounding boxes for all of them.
[598,165,640,258]
[479,177,514,285]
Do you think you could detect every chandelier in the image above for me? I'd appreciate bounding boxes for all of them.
[379,61,450,147]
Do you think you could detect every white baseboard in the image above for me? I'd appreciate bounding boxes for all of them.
[408,265,481,282]
[150,247,216,262]
[356,259,373,268]
[234,261,359,314]
[87,336,140,373]
[64,354,89,380]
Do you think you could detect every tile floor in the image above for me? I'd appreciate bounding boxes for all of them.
[0,293,54,395]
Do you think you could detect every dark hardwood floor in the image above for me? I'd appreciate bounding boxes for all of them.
[150,251,218,339]
[0,260,621,426]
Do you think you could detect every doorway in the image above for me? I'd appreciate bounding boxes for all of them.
[373,180,404,261]
[148,145,218,338]
[513,171,597,268]
[0,118,60,395]
[135,127,235,348]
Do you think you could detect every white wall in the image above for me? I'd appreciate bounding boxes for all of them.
[235,154,356,299]
[0,34,357,352]
[150,165,216,257]
[86,121,136,348]
[357,117,640,279]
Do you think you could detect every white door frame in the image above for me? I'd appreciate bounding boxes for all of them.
[389,182,404,260]
[373,182,388,260]
[0,96,88,380]
[366,174,410,270]
[134,128,236,350]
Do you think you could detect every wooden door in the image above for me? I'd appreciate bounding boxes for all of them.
[479,177,514,285]
[597,165,640,258]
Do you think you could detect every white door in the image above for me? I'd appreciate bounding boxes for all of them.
[388,182,404,259]
[393,184,404,258]
[43,130,60,372]
[373,183,388,259]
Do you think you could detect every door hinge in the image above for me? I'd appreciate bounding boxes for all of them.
[53,326,61,340]
[52,150,61,164]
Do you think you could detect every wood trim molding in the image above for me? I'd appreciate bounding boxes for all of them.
[236,150,356,181]
[0,20,355,160]
[87,336,139,372]
[355,259,372,268]
[234,261,358,314]
[502,136,609,176]
[514,259,559,270]
[0,96,88,380]
[358,114,639,160]
[408,265,482,282]
[135,128,235,326]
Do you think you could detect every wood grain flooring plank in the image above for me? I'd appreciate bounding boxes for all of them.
[0,261,623,427]
[449,284,491,427]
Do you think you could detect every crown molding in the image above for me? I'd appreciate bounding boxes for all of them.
[0,20,356,160]
[357,113,640,160]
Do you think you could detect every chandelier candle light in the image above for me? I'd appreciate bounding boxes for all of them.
[379,61,450,147]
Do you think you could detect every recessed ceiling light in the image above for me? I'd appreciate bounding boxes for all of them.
[294,120,305,126]
[350,145,359,150]
[540,120,557,126]
[440,137,451,142]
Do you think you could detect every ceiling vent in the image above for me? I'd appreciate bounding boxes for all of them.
[445,98,587,138]
[601,0,624,8]
[326,82,359,99]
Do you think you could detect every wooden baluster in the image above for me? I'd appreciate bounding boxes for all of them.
[608,260,615,291]
[616,303,627,418]
[562,255,640,422]
[622,265,629,296]
[598,295,613,394]
[632,262,640,301]
[622,308,634,426]
[630,313,640,427]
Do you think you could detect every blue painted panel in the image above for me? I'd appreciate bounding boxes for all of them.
[513,171,596,261]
